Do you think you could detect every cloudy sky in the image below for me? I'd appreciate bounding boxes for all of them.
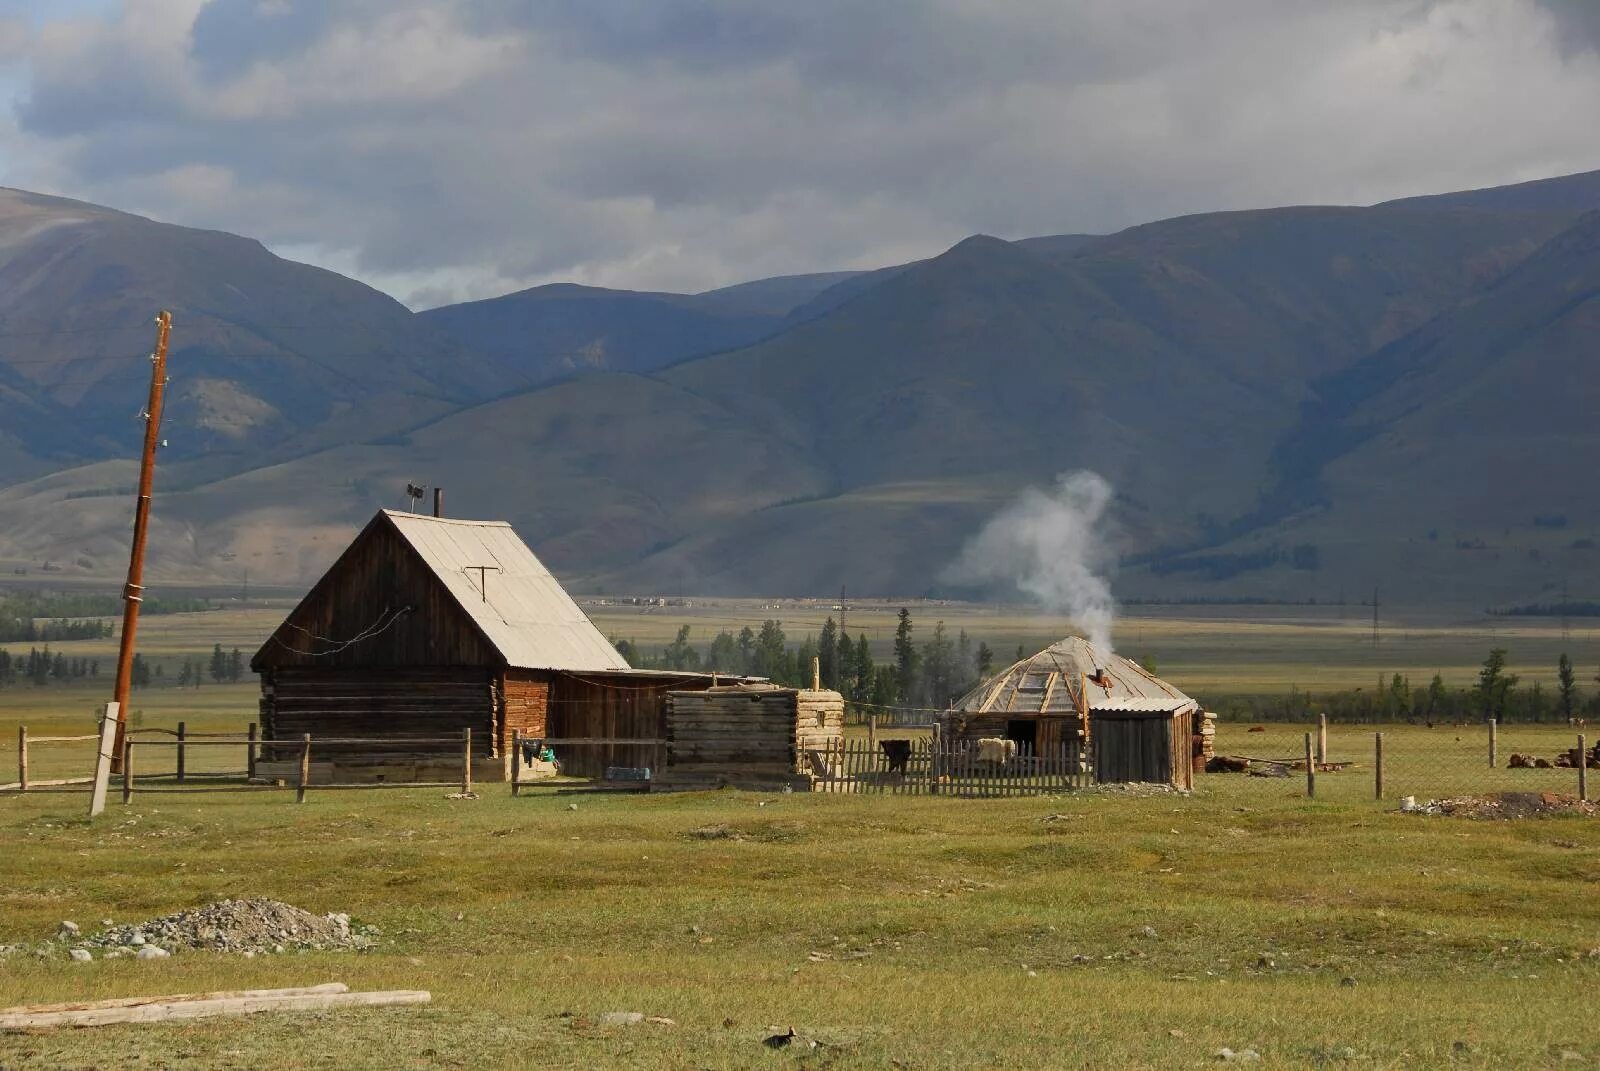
[0,0,1596,308]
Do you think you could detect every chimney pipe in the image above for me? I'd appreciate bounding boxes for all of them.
[432,487,443,518]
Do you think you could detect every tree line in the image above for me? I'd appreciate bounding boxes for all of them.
[614,607,1010,710]
[1209,649,1600,724]
[0,644,247,689]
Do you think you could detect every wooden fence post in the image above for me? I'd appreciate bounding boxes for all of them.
[1316,713,1328,765]
[176,721,186,784]
[1579,734,1588,804]
[511,730,522,797]
[17,725,26,794]
[1374,732,1384,800]
[121,739,133,804]
[247,722,258,780]
[462,728,473,796]
[1303,732,1315,799]
[296,734,311,803]
[868,714,878,755]
[1489,719,1498,768]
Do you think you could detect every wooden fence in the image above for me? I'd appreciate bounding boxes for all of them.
[806,738,1090,796]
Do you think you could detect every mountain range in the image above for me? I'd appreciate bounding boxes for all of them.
[2,170,1598,606]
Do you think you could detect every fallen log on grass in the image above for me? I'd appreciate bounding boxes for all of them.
[0,983,430,1030]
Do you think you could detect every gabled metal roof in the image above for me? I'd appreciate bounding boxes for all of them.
[382,510,628,672]
[953,635,1194,717]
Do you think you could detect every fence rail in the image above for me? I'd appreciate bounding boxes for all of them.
[808,737,1090,796]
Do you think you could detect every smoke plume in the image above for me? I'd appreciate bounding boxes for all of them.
[945,470,1117,655]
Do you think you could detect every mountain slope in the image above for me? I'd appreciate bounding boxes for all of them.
[417,282,791,385]
[5,171,1600,604]
[0,187,512,466]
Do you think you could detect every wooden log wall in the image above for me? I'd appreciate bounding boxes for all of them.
[666,688,798,770]
[260,667,496,763]
[501,672,550,756]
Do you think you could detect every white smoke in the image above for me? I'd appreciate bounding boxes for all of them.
[945,470,1117,656]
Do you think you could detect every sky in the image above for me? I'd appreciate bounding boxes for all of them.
[0,0,1596,309]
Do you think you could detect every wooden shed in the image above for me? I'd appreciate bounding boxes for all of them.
[656,684,844,790]
[941,637,1207,790]
[250,509,722,782]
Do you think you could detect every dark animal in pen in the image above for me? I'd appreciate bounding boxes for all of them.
[879,739,912,775]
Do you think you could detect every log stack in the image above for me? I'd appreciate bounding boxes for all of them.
[795,689,845,768]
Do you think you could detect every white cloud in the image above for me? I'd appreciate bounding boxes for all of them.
[0,0,1596,305]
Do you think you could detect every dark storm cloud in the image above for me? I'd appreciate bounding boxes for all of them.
[2,0,1597,306]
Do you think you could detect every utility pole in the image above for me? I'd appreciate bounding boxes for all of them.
[111,311,172,772]
[1371,584,1380,648]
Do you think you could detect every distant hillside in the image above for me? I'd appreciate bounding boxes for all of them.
[0,187,512,468]
[3,172,1600,606]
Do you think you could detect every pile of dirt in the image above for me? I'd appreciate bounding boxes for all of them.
[1400,792,1598,819]
[86,899,376,955]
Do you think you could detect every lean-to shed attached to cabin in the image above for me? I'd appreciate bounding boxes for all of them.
[941,637,1212,789]
[250,508,725,782]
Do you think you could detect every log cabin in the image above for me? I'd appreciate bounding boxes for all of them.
[940,636,1213,790]
[250,508,726,782]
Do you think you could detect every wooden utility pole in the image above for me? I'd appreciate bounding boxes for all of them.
[110,311,172,772]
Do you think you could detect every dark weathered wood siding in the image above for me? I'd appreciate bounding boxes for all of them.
[252,515,497,672]
[259,667,496,761]
[1090,712,1193,790]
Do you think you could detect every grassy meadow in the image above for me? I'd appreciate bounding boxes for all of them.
[2,605,1600,1068]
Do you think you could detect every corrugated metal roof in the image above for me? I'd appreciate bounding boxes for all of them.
[954,635,1194,716]
[382,510,628,672]
[1089,696,1190,713]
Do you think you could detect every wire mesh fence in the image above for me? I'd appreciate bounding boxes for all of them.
[1207,719,1595,805]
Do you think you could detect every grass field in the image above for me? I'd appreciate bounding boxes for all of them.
[3,609,1600,1068]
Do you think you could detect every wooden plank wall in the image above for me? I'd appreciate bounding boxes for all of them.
[252,516,497,672]
[260,667,495,762]
[546,673,684,777]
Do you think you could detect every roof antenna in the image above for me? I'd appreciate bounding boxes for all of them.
[464,564,501,601]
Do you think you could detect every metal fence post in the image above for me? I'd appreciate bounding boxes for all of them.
[296,734,311,803]
[17,726,26,794]
[1579,734,1589,803]
[176,721,186,783]
[462,727,473,796]
[1303,732,1316,799]
[1374,732,1384,800]
[1316,713,1327,765]
[247,722,258,780]
[121,739,133,804]
[1489,719,1498,768]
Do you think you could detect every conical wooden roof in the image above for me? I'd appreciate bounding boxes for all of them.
[953,636,1194,716]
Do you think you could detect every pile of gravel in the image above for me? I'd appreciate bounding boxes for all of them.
[1400,791,1598,819]
[84,898,376,956]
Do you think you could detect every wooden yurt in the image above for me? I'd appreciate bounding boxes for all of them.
[941,637,1212,789]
